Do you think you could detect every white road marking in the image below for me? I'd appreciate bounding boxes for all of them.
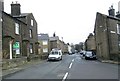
[62,72,69,81]
[69,63,73,69]
[72,59,74,62]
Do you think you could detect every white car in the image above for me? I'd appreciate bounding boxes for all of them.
[48,49,62,61]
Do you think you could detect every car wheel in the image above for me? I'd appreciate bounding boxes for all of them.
[85,57,87,60]
[61,57,62,60]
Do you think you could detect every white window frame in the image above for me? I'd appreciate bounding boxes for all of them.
[118,41,120,51]
[30,44,33,53]
[0,18,2,22]
[43,48,48,53]
[31,19,34,26]
[43,40,48,45]
[29,29,32,38]
[117,24,120,34]
[15,23,20,35]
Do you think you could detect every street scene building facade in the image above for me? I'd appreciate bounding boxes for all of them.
[11,2,39,58]
[94,6,120,61]
[49,33,68,54]
[85,33,96,53]
[1,1,120,78]
[1,2,69,70]
[2,11,27,59]
[1,2,39,70]
[38,33,50,59]
[2,2,38,60]
[1,1,119,80]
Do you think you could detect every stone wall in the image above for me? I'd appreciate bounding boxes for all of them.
[2,57,27,70]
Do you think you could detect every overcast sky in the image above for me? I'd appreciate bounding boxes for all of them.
[4,0,120,44]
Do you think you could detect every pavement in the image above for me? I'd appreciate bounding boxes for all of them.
[80,55,120,65]
[1,59,45,79]
[98,60,120,65]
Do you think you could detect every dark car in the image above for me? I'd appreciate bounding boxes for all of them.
[85,51,96,60]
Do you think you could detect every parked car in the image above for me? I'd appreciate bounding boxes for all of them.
[68,52,72,55]
[80,51,86,57]
[85,51,96,60]
[47,49,62,61]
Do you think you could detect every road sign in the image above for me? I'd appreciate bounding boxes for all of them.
[13,42,20,49]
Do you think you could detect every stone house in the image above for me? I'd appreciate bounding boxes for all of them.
[2,11,27,59]
[49,36,60,51]
[49,35,67,54]
[85,33,96,53]
[94,6,120,61]
[2,2,38,59]
[59,40,68,54]
[10,2,39,58]
[64,44,68,54]
[38,34,49,59]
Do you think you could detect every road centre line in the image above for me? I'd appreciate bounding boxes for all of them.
[69,62,73,69]
[72,59,74,62]
[62,72,69,81]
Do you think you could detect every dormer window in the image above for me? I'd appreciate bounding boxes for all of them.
[15,23,20,35]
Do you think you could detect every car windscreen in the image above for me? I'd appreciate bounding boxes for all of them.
[86,52,92,56]
[50,51,59,55]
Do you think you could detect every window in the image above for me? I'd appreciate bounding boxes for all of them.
[30,43,33,53]
[117,24,120,34]
[118,41,120,51]
[31,19,33,26]
[43,40,48,45]
[29,29,32,38]
[0,18,2,22]
[43,48,48,53]
[13,41,20,55]
[15,23,20,34]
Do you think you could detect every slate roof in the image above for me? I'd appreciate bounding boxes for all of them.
[49,36,59,41]
[12,13,30,18]
[38,34,49,40]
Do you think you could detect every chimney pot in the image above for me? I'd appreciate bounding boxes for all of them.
[108,5,115,16]
[11,2,21,16]
[16,1,18,4]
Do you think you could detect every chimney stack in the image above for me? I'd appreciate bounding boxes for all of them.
[0,0,4,11]
[108,5,115,17]
[118,1,120,13]
[11,1,21,16]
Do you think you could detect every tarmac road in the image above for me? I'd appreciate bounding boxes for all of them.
[3,53,119,81]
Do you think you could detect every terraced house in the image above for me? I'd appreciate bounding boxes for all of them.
[49,33,68,54]
[2,2,38,61]
[85,33,96,53]
[94,6,120,61]
[38,33,50,59]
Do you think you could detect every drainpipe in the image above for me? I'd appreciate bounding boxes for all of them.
[9,40,13,59]
[106,17,110,60]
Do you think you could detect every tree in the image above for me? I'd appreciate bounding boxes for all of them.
[79,42,84,50]
[75,44,80,52]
